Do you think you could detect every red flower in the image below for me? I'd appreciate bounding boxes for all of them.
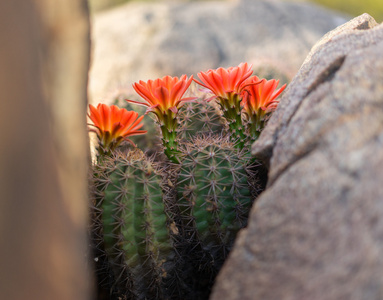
[126,75,196,163]
[242,76,286,117]
[127,75,196,117]
[88,104,146,152]
[241,76,286,140]
[194,63,258,149]
[194,63,254,101]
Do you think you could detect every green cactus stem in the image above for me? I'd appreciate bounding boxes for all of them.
[176,135,254,265]
[159,112,182,164]
[92,149,181,299]
[245,111,267,142]
[216,94,247,149]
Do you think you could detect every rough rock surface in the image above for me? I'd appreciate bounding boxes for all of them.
[89,0,347,102]
[211,14,383,300]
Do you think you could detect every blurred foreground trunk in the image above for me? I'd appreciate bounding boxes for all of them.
[0,1,91,299]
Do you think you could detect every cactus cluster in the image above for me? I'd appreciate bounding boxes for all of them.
[89,63,286,299]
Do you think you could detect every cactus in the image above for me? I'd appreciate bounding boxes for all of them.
[90,137,259,299]
[92,149,183,299]
[176,136,256,271]
[88,64,286,299]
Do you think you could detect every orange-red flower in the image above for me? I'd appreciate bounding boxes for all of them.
[127,75,196,117]
[242,76,286,117]
[194,63,255,101]
[194,63,258,149]
[126,75,196,163]
[88,103,146,152]
[241,76,286,139]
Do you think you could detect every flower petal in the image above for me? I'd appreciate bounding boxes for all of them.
[153,86,170,109]
[133,82,156,105]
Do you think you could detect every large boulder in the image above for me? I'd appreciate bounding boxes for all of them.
[211,14,383,300]
[88,0,347,102]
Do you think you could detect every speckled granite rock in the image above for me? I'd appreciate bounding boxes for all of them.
[88,0,347,102]
[211,14,383,300]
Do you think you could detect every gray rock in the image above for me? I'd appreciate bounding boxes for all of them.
[211,14,383,300]
[89,0,347,103]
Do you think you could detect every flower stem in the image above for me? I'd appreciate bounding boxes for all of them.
[246,112,266,143]
[218,95,247,149]
[159,112,181,163]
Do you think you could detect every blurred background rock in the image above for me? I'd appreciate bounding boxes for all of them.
[88,0,364,105]
[86,0,381,151]
[88,0,383,22]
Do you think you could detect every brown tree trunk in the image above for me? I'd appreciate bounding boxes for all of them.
[0,1,91,299]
